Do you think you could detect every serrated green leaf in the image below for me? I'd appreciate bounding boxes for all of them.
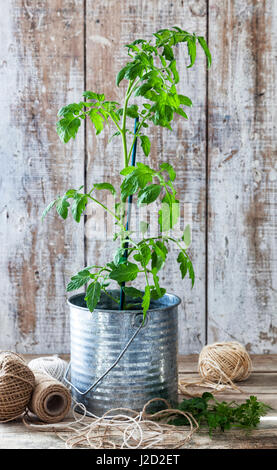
[93,183,116,196]
[150,287,166,300]
[56,117,81,143]
[89,109,104,135]
[41,199,57,221]
[116,65,131,86]
[85,281,101,312]
[137,184,161,205]
[182,224,191,247]
[178,95,193,107]
[187,37,196,68]
[142,285,151,319]
[126,105,139,118]
[120,166,136,176]
[123,287,143,298]
[159,162,176,181]
[198,36,212,68]
[66,269,91,292]
[56,196,70,219]
[177,251,188,279]
[71,194,88,223]
[109,262,139,283]
[139,135,151,157]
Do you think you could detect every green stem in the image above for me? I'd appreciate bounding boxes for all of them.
[127,111,151,164]
[121,80,133,168]
[87,194,124,227]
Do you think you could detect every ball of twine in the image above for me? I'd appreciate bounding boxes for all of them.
[0,351,35,422]
[28,355,68,384]
[198,341,252,385]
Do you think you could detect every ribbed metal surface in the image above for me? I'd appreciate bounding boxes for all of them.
[68,291,180,415]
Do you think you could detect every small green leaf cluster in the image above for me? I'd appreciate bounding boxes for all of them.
[168,393,271,436]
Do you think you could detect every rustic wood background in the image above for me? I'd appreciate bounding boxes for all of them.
[0,0,276,354]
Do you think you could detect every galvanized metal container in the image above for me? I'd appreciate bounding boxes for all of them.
[67,290,180,416]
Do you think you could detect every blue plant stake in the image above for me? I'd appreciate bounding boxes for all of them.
[119,117,139,310]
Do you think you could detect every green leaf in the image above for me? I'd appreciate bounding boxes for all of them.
[169,60,179,83]
[134,83,153,97]
[93,183,116,196]
[56,196,70,219]
[126,105,139,118]
[123,287,143,298]
[89,109,104,135]
[56,117,81,143]
[188,260,195,287]
[116,65,131,86]
[142,285,151,319]
[182,224,191,247]
[85,281,101,312]
[120,166,136,176]
[71,194,88,223]
[109,262,139,283]
[178,95,193,107]
[198,36,212,68]
[139,135,151,157]
[177,252,188,279]
[187,37,196,68]
[67,269,92,292]
[150,287,166,300]
[137,184,161,205]
[162,44,174,61]
[135,244,151,267]
[41,199,57,221]
[151,251,164,272]
[175,108,188,119]
[57,103,83,117]
[160,162,176,181]
[83,91,105,101]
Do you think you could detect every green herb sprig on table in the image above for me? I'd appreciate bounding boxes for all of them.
[169,393,271,436]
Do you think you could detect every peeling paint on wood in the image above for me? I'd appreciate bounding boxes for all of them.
[207,0,277,353]
[0,1,276,354]
[0,1,85,353]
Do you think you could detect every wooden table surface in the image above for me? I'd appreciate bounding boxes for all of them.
[0,354,276,449]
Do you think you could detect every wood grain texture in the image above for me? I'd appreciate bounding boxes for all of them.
[0,0,85,353]
[207,0,277,352]
[85,0,208,353]
[0,1,276,355]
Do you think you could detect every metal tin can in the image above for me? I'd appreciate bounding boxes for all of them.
[68,290,180,416]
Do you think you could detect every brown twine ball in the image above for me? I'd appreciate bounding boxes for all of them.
[0,351,35,422]
[198,341,252,384]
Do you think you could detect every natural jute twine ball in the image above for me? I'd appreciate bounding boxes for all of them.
[28,372,71,423]
[198,341,252,384]
[0,351,35,422]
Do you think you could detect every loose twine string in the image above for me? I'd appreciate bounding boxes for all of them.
[23,398,199,449]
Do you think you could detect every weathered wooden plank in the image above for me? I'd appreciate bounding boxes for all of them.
[207,1,277,353]
[0,1,84,353]
[85,0,208,354]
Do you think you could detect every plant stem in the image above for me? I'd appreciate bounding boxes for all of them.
[121,81,133,168]
[87,194,123,226]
